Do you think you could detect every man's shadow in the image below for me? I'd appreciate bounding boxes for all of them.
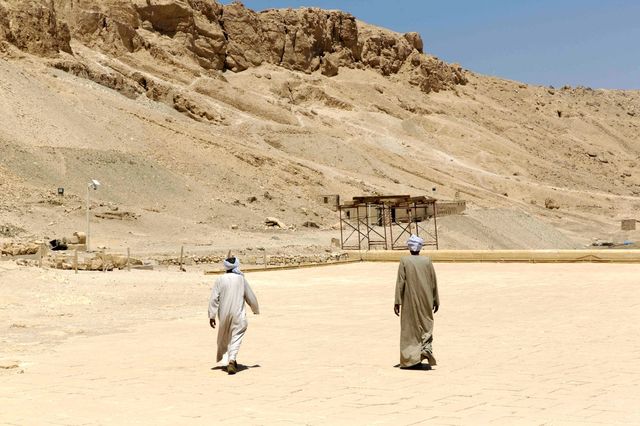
[393,363,432,371]
[211,364,261,374]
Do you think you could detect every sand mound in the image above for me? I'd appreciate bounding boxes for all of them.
[437,209,578,249]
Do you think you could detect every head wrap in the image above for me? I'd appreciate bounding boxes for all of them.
[407,234,424,252]
[223,257,243,275]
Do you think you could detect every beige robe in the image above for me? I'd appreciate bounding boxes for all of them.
[208,273,260,362]
[395,255,440,367]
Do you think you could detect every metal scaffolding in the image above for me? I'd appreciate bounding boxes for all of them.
[339,195,439,251]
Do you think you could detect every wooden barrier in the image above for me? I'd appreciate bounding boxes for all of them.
[347,249,640,263]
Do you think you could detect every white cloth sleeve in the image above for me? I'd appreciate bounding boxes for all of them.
[208,280,220,319]
[243,279,260,314]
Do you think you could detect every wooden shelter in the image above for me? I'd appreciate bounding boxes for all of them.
[338,195,439,250]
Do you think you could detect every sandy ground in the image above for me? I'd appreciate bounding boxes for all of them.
[1,261,640,425]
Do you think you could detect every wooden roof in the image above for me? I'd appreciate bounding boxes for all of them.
[351,195,409,203]
[342,195,436,207]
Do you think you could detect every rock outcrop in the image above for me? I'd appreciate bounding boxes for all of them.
[221,5,361,74]
[0,0,71,56]
[0,0,466,125]
[2,0,466,91]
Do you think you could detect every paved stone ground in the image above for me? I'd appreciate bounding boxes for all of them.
[2,263,640,425]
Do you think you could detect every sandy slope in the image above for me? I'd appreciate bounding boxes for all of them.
[0,4,639,252]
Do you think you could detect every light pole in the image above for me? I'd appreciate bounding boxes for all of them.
[86,179,100,252]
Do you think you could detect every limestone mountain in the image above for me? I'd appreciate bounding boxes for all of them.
[0,0,639,251]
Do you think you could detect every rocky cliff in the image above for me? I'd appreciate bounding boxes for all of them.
[0,0,466,99]
[0,0,71,56]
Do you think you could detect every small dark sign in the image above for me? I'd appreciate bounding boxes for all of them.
[57,187,64,196]
[621,219,636,231]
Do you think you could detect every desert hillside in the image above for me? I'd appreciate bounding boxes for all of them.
[1,0,639,254]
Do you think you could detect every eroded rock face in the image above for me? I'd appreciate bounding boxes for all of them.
[1,0,466,103]
[358,23,413,76]
[216,4,360,73]
[400,51,467,93]
[0,0,71,56]
[259,7,360,73]
[48,0,226,70]
[135,0,227,69]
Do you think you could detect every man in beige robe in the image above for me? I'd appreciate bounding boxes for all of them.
[394,235,440,369]
[209,257,260,374]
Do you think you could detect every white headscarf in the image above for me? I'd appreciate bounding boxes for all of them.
[407,234,424,252]
[223,257,243,275]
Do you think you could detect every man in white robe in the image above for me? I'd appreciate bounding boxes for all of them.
[209,257,260,374]
[394,235,440,369]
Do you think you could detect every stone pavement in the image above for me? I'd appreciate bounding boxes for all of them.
[1,263,640,425]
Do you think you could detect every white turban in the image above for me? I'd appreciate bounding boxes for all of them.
[223,257,243,275]
[407,234,424,252]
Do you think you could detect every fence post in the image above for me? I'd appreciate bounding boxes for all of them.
[38,243,44,268]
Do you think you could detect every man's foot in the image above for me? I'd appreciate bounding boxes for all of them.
[227,360,237,375]
[424,352,437,366]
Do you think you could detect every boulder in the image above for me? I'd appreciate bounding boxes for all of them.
[320,54,339,77]
[265,217,286,228]
[74,231,87,244]
[403,32,423,53]
[544,198,560,210]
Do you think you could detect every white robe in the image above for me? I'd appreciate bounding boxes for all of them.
[208,273,260,362]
